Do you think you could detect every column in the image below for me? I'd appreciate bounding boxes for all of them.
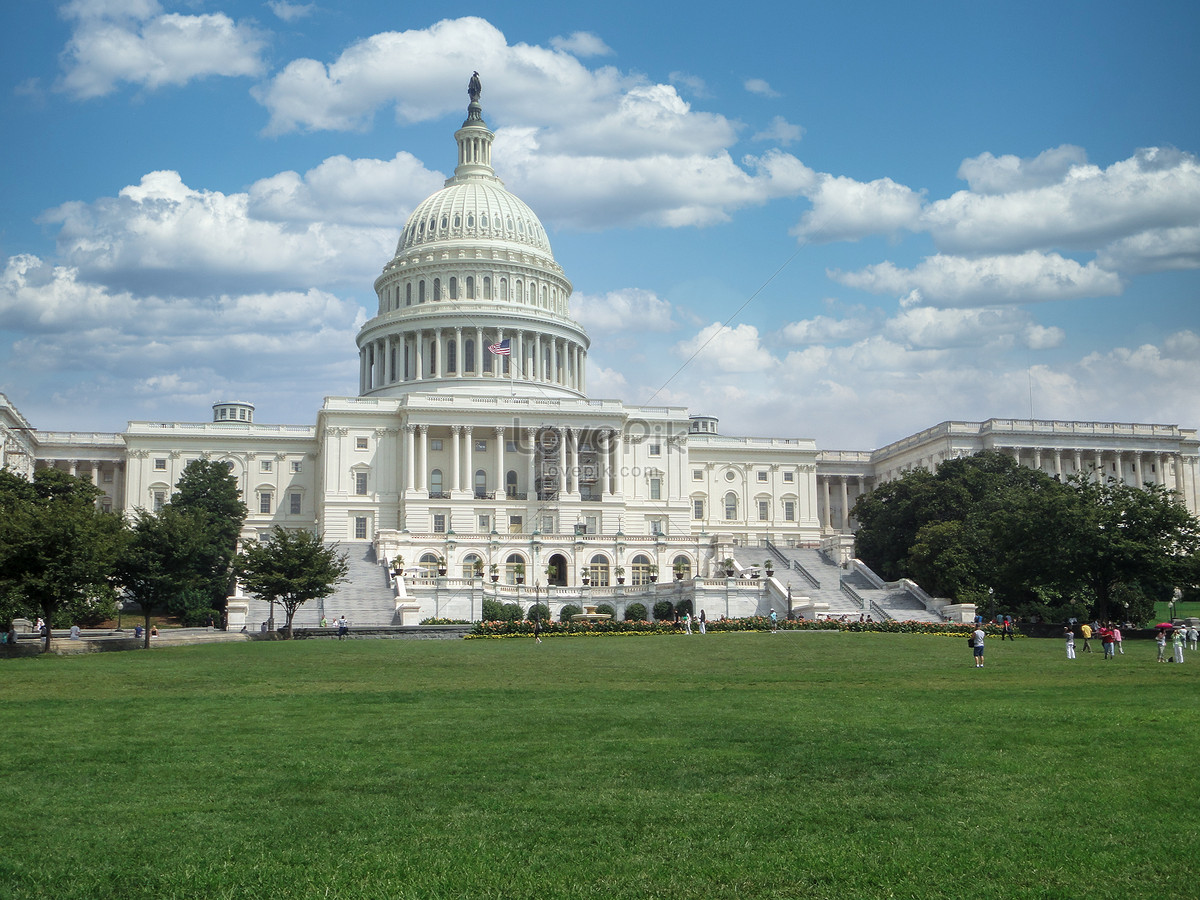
[558,427,568,495]
[1073,450,1083,477]
[839,477,849,532]
[1174,454,1185,496]
[417,426,428,492]
[434,328,443,378]
[495,427,505,497]
[821,477,831,531]
[360,348,368,393]
[476,327,484,377]
[1134,452,1144,487]
[579,349,587,395]
[1033,449,1042,471]
[526,428,537,500]
[455,328,463,378]
[1158,453,1169,486]
[450,426,461,493]
[515,331,524,380]
[405,425,415,491]
[534,336,542,382]
[1054,449,1063,478]
[414,331,423,381]
[463,426,474,494]
[567,429,578,494]
[1094,451,1103,483]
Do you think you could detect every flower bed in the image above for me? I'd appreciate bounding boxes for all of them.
[467,619,1004,639]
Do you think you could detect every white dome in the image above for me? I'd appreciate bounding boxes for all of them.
[396,180,554,259]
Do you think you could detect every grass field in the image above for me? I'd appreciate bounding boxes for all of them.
[2,632,1198,899]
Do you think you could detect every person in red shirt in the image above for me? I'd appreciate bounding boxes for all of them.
[1100,626,1115,660]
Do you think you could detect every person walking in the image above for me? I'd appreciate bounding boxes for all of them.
[972,624,986,667]
[769,609,778,633]
[337,615,349,640]
[1173,626,1185,664]
[1112,625,1123,655]
[1064,626,1075,659]
[683,611,692,635]
[1189,625,1198,652]
[533,616,542,644]
[698,609,706,635]
[1100,626,1114,660]
[1079,622,1093,653]
[1001,619,1015,641]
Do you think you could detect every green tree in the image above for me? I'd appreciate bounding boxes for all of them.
[117,507,209,648]
[235,528,348,639]
[165,459,248,620]
[0,468,124,652]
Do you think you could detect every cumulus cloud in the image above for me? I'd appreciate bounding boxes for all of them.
[550,31,613,57]
[793,173,924,242]
[1096,225,1200,274]
[675,322,776,373]
[752,115,804,146]
[782,313,877,345]
[38,168,404,296]
[743,78,779,97]
[883,306,1034,349]
[573,289,675,333]
[957,145,1088,194]
[831,251,1124,308]
[669,71,709,98]
[57,0,266,99]
[268,1,316,22]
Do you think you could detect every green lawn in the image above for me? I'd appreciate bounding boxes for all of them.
[2,633,1198,899]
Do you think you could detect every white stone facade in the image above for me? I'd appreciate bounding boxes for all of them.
[4,93,1198,623]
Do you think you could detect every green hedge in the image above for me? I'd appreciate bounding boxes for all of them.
[469,618,1004,639]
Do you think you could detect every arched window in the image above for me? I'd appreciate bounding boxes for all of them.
[724,492,738,521]
[515,280,523,303]
[474,469,487,498]
[419,552,439,577]
[430,469,444,497]
[499,278,508,301]
[449,277,458,300]
[446,341,457,373]
[406,283,412,306]
[483,342,493,374]
[429,342,436,376]
[440,216,448,230]
[482,276,491,300]
[453,214,461,229]
[506,469,518,498]
[587,554,610,587]
[418,281,426,303]
[466,213,474,228]
[541,285,548,306]
[465,276,474,299]
[464,339,476,373]
[631,554,653,586]
[481,213,489,228]
[505,553,525,585]
[433,278,441,301]
[672,555,692,579]
[461,553,482,579]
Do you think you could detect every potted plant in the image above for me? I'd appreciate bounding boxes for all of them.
[722,558,736,577]
[489,562,500,583]
[436,556,447,576]
[581,570,591,586]
[765,559,775,577]
[614,565,626,585]
[648,564,659,583]
[513,562,525,585]
[391,556,405,578]
[545,563,558,583]
[673,561,686,581]
[472,558,484,579]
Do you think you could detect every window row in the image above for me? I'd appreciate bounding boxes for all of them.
[692,496,798,522]
[381,275,564,314]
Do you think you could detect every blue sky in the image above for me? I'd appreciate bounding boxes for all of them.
[2,0,1198,449]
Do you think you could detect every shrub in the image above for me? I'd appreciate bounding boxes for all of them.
[525,603,550,623]
[595,603,616,617]
[652,600,675,621]
[675,598,693,616]
[624,602,647,622]
[559,604,582,623]
[499,603,522,622]
[481,598,503,621]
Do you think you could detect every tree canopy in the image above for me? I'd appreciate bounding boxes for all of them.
[236,528,348,638]
[852,451,1200,624]
[0,468,125,651]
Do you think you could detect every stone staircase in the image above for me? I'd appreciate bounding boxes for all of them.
[243,543,398,629]
[761,546,942,623]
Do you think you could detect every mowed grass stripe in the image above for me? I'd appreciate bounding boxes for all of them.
[2,633,1197,899]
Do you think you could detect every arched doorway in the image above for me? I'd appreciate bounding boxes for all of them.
[546,552,568,586]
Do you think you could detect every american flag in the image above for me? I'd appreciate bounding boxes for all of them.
[488,338,511,356]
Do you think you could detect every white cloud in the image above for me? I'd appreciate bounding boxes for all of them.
[268,1,316,22]
[550,32,613,57]
[957,145,1088,194]
[883,307,1032,349]
[573,289,675,333]
[831,251,1124,307]
[669,71,709,98]
[752,115,804,146]
[793,173,924,242]
[781,313,877,345]
[923,147,1200,255]
[57,1,266,99]
[1022,323,1065,350]
[743,78,779,97]
[675,323,776,373]
[1096,225,1200,274]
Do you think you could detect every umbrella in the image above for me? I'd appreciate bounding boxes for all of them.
[1155,622,1175,629]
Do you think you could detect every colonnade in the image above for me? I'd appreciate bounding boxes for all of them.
[32,458,124,508]
[360,327,586,394]
[1001,446,1186,490]
[817,474,870,532]
[401,424,620,500]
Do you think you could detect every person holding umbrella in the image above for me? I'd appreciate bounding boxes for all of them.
[1155,625,1169,662]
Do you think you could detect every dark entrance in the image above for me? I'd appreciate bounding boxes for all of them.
[547,552,568,587]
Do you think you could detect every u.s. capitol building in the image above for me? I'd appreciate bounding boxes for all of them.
[3,87,1196,626]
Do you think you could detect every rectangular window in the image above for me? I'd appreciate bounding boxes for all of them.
[431,439,443,451]
[432,514,446,533]
[692,469,702,481]
[260,460,272,472]
[355,472,368,495]
[101,500,112,513]
[585,516,597,535]
[354,517,368,540]
[259,492,272,514]
[784,500,795,522]
[649,443,661,457]
[783,471,794,483]
[757,471,768,482]
[356,437,369,450]
[291,460,303,474]
[478,514,491,532]
[649,519,663,535]
[508,515,523,534]
[153,490,166,512]
[154,458,167,471]
[541,515,555,533]
[506,441,517,452]
[475,439,487,452]
[650,477,661,500]
[758,500,769,521]
[693,499,704,519]
[290,492,302,515]
[103,470,113,483]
